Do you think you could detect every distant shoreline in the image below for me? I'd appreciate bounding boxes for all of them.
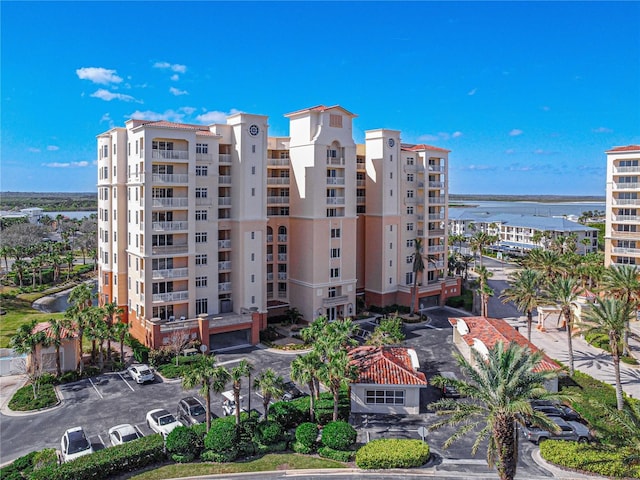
[449,194,605,203]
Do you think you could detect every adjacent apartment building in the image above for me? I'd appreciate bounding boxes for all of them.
[605,145,640,267]
[96,105,460,351]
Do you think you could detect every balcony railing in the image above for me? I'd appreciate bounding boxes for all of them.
[326,157,345,166]
[152,221,188,231]
[218,261,231,270]
[611,231,640,237]
[417,230,424,236]
[152,267,189,279]
[327,177,345,185]
[429,181,444,188]
[196,153,214,162]
[218,197,232,206]
[219,175,232,185]
[327,197,345,205]
[267,196,290,204]
[612,247,640,255]
[427,197,446,205]
[428,165,445,172]
[152,173,188,183]
[152,290,189,303]
[614,183,640,190]
[266,254,273,262]
[218,239,231,249]
[428,245,446,253]
[417,181,425,188]
[152,149,189,160]
[357,196,366,204]
[614,215,640,222]
[195,197,213,206]
[278,253,287,261]
[278,234,288,242]
[357,179,366,186]
[268,158,290,166]
[267,177,290,185]
[266,235,273,243]
[266,273,274,281]
[428,214,445,220]
[152,197,188,208]
[219,154,232,163]
[405,197,418,204]
[428,228,446,236]
[278,291,288,299]
[152,244,189,255]
[427,261,445,270]
[322,294,348,307]
[614,166,640,173]
[218,282,232,292]
[614,198,639,205]
[404,164,423,173]
[278,272,287,280]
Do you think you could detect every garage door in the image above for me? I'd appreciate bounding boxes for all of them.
[210,329,251,352]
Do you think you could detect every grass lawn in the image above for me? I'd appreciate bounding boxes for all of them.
[8,383,58,411]
[130,454,346,480]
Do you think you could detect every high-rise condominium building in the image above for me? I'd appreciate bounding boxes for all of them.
[605,145,640,267]
[97,105,460,351]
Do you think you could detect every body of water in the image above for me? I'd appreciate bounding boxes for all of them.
[450,201,605,218]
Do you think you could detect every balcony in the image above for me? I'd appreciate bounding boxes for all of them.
[428,245,446,253]
[326,157,345,166]
[278,272,287,280]
[427,261,445,270]
[218,197,232,206]
[428,165,445,172]
[152,173,188,184]
[152,267,189,279]
[417,181,425,188]
[266,273,274,281]
[195,197,213,206]
[152,244,189,255]
[428,228,446,237]
[152,149,189,161]
[357,179,366,187]
[322,294,348,308]
[196,153,214,162]
[218,239,231,249]
[266,253,273,262]
[278,234,288,242]
[614,166,640,173]
[612,247,640,255]
[427,197,446,205]
[278,253,287,261]
[218,175,232,185]
[152,290,189,303]
[614,198,639,206]
[267,177,290,185]
[218,261,231,270]
[405,197,418,204]
[611,230,640,238]
[428,214,445,220]
[429,181,444,188]
[152,221,188,231]
[614,215,640,222]
[356,159,365,168]
[219,154,232,163]
[152,197,188,208]
[327,177,345,185]
[267,196,290,204]
[278,291,288,299]
[218,282,232,292]
[268,158,290,166]
[327,197,345,205]
[357,196,366,204]
[404,164,423,173]
[614,183,640,190]
[266,235,273,243]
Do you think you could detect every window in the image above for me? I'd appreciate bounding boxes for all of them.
[251,188,255,197]
[407,157,414,165]
[329,114,343,128]
[407,206,414,215]
[195,254,208,265]
[331,248,341,258]
[251,274,255,283]
[152,141,174,151]
[252,145,256,153]
[195,210,208,221]
[330,268,340,278]
[331,228,341,238]
[407,174,414,182]
[251,295,255,304]
[251,166,256,174]
[195,276,208,287]
[327,208,337,217]
[196,165,208,176]
[195,232,207,243]
[195,188,208,198]
[407,223,414,231]
[406,256,413,264]
[328,287,337,298]
[406,272,413,285]
[101,145,108,158]
[251,232,255,240]
[196,143,208,154]
[196,298,208,315]
[365,390,405,405]
[103,274,109,285]
[407,190,414,198]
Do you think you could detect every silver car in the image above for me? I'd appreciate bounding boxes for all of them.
[520,416,593,445]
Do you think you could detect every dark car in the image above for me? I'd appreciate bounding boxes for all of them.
[440,372,461,398]
[177,396,214,426]
[531,400,582,422]
[282,381,307,401]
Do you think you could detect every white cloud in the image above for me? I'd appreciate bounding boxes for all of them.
[181,106,196,115]
[533,149,557,155]
[170,74,179,81]
[196,109,242,124]
[47,145,59,151]
[452,131,463,138]
[170,87,188,96]
[154,61,187,73]
[91,89,138,102]
[467,88,477,96]
[127,109,187,122]
[458,164,497,171]
[76,67,123,85]
[28,147,41,153]
[509,129,523,136]
[417,131,462,142]
[417,134,439,142]
[592,126,613,133]
[43,161,89,168]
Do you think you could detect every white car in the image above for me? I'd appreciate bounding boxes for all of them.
[108,424,142,446]
[60,426,94,462]
[146,409,181,438]
[128,364,155,384]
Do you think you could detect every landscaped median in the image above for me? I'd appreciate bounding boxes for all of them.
[356,439,430,469]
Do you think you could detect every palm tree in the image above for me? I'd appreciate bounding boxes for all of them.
[429,341,563,480]
[10,320,45,374]
[545,277,580,375]
[469,231,494,268]
[181,356,230,431]
[112,320,130,366]
[598,400,640,467]
[318,349,358,421]
[581,298,634,410]
[291,352,322,421]
[410,238,425,316]
[523,249,564,285]
[253,368,284,419]
[459,254,474,283]
[500,269,546,341]
[68,282,95,312]
[230,359,254,426]
[474,265,494,317]
[103,302,123,362]
[47,318,71,377]
[600,265,640,357]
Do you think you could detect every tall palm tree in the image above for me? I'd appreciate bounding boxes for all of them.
[112,320,130,366]
[10,320,45,374]
[253,368,284,419]
[581,298,634,410]
[429,341,563,480]
[103,302,123,361]
[500,269,546,341]
[291,352,322,421]
[181,356,230,431]
[598,400,640,467]
[230,359,253,426]
[545,277,580,375]
[474,265,494,317]
[68,282,95,312]
[318,349,358,421]
[469,231,494,268]
[410,238,425,316]
[523,249,565,286]
[459,254,475,283]
[600,265,640,357]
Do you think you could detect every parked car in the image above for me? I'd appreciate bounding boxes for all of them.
[530,400,582,422]
[128,364,155,384]
[439,371,461,398]
[108,424,142,446]
[282,381,307,401]
[60,427,94,462]
[177,396,212,426]
[520,416,593,445]
[221,390,246,416]
[146,409,181,438]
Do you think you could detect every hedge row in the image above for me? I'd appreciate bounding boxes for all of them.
[0,449,57,480]
[31,434,166,480]
[539,440,640,479]
[356,439,430,469]
[268,389,350,428]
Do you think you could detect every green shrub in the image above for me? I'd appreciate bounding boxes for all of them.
[32,448,58,470]
[321,421,356,450]
[256,440,289,454]
[269,400,308,429]
[166,426,202,459]
[540,440,640,478]
[254,420,283,445]
[318,446,355,462]
[149,347,174,367]
[59,370,80,383]
[126,337,150,364]
[204,417,238,453]
[315,395,350,424]
[0,451,37,480]
[296,422,319,448]
[171,453,195,463]
[31,434,166,480]
[356,439,431,469]
[293,441,314,454]
[8,383,58,411]
[200,449,238,463]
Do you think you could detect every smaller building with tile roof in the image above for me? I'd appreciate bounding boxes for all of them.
[348,345,427,414]
[32,321,78,374]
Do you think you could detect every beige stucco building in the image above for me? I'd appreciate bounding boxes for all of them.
[97,105,459,351]
[605,145,640,267]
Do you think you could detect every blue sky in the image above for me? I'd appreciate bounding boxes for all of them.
[2,1,639,195]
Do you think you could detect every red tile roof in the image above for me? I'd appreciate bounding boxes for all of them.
[133,120,213,131]
[349,346,427,385]
[401,143,450,153]
[33,321,76,340]
[606,145,640,153]
[449,316,560,372]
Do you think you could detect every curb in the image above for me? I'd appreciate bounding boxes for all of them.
[0,378,64,417]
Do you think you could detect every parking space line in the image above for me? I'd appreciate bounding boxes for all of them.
[134,425,145,437]
[118,372,135,392]
[217,358,245,366]
[97,434,105,448]
[88,377,104,399]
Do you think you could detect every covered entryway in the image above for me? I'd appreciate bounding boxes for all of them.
[210,329,251,352]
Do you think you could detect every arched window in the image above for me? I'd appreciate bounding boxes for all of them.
[278,226,287,235]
